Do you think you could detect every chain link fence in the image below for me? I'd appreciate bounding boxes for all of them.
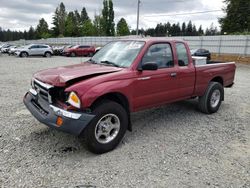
[10,35,250,56]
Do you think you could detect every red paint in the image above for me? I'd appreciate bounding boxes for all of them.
[64,45,95,56]
[34,39,236,112]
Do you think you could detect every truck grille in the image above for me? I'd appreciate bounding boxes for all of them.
[33,79,53,103]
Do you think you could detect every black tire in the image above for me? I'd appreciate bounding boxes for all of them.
[20,52,28,58]
[44,52,52,58]
[198,82,224,114]
[84,100,128,154]
[71,52,76,57]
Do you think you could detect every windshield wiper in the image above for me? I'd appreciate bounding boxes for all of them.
[100,60,121,67]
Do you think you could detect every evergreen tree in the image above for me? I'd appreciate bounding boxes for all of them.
[101,0,115,36]
[155,23,165,36]
[52,2,67,37]
[219,0,250,33]
[198,25,204,36]
[74,10,81,36]
[192,25,197,36]
[93,14,103,36]
[28,26,36,40]
[65,11,76,36]
[80,7,90,24]
[36,18,50,39]
[82,20,96,36]
[165,22,171,36]
[181,22,186,36]
[186,21,193,36]
[117,18,130,36]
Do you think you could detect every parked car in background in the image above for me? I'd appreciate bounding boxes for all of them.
[190,48,211,60]
[53,46,65,56]
[0,44,10,51]
[63,45,95,57]
[8,46,20,56]
[95,47,102,54]
[15,44,53,58]
[1,44,13,53]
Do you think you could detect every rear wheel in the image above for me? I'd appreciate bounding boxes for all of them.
[198,82,224,114]
[84,100,128,154]
[71,52,76,57]
[20,52,28,58]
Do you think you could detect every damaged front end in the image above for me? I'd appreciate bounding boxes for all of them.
[24,79,95,135]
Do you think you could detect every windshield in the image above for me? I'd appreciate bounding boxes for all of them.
[91,41,145,68]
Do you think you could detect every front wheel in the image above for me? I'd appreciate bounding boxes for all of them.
[83,100,128,154]
[198,82,224,114]
[44,52,52,58]
[20,52,28,58]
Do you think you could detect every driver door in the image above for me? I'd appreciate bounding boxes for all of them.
[132,43,179,111]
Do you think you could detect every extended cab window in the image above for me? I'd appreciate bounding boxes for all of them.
[176,43,189,66]
[142,43,174,68]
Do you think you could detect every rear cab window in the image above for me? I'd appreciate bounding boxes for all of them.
[142,43,174,69]
[175,42,189,67]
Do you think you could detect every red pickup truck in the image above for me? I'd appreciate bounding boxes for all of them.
[24,39,236,154]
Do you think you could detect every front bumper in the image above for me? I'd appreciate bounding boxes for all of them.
[23,90,95,136]
[15,51,21,56]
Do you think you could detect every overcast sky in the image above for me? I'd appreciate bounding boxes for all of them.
[0,0,225,31]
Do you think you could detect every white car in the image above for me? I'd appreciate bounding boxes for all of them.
[15,44,53,58]
[1,44,13,53]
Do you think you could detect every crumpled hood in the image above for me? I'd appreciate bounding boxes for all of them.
[34,62,123,87]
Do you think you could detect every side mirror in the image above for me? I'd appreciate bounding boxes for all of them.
[140,62,158,71]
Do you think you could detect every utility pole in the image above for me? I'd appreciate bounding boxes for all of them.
[136,0,141,36]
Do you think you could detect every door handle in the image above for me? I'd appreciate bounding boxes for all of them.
[170,73,177,77]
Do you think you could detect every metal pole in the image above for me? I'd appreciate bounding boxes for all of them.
[136,0,141,36]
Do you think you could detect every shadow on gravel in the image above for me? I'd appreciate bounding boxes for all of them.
[25,99,201,157]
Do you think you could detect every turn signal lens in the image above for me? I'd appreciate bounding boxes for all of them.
[56,117,63,126]
[68,92,81,109]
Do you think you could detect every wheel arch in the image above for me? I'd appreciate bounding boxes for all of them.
[211,76,224,86]
[90,92,132,131]
[21,51,29,56]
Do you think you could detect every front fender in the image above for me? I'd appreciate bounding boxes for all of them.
[81,80,132,109]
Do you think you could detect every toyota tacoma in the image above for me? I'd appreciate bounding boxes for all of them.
[24,39,236,154]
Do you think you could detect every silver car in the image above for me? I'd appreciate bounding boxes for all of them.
[15,44,53,58]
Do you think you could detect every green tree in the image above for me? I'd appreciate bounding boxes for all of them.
[36,18,50,39]
[181,22,186,36]
[198,25,204,36]
[28,26,36,39]
[219,0,250,33]
[81,20,96,36]
[101,0,115,36]
[155,23,165,36]
[74,10,81,36]
[192,25,197,36]
[52,2,67,37]
[65,11,76,37]
[186,21,193,36]
[93,14,103,36]
[116,18,130,36]
[80,7,90,24]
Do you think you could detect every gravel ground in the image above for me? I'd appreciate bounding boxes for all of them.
[0,55,249,188]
